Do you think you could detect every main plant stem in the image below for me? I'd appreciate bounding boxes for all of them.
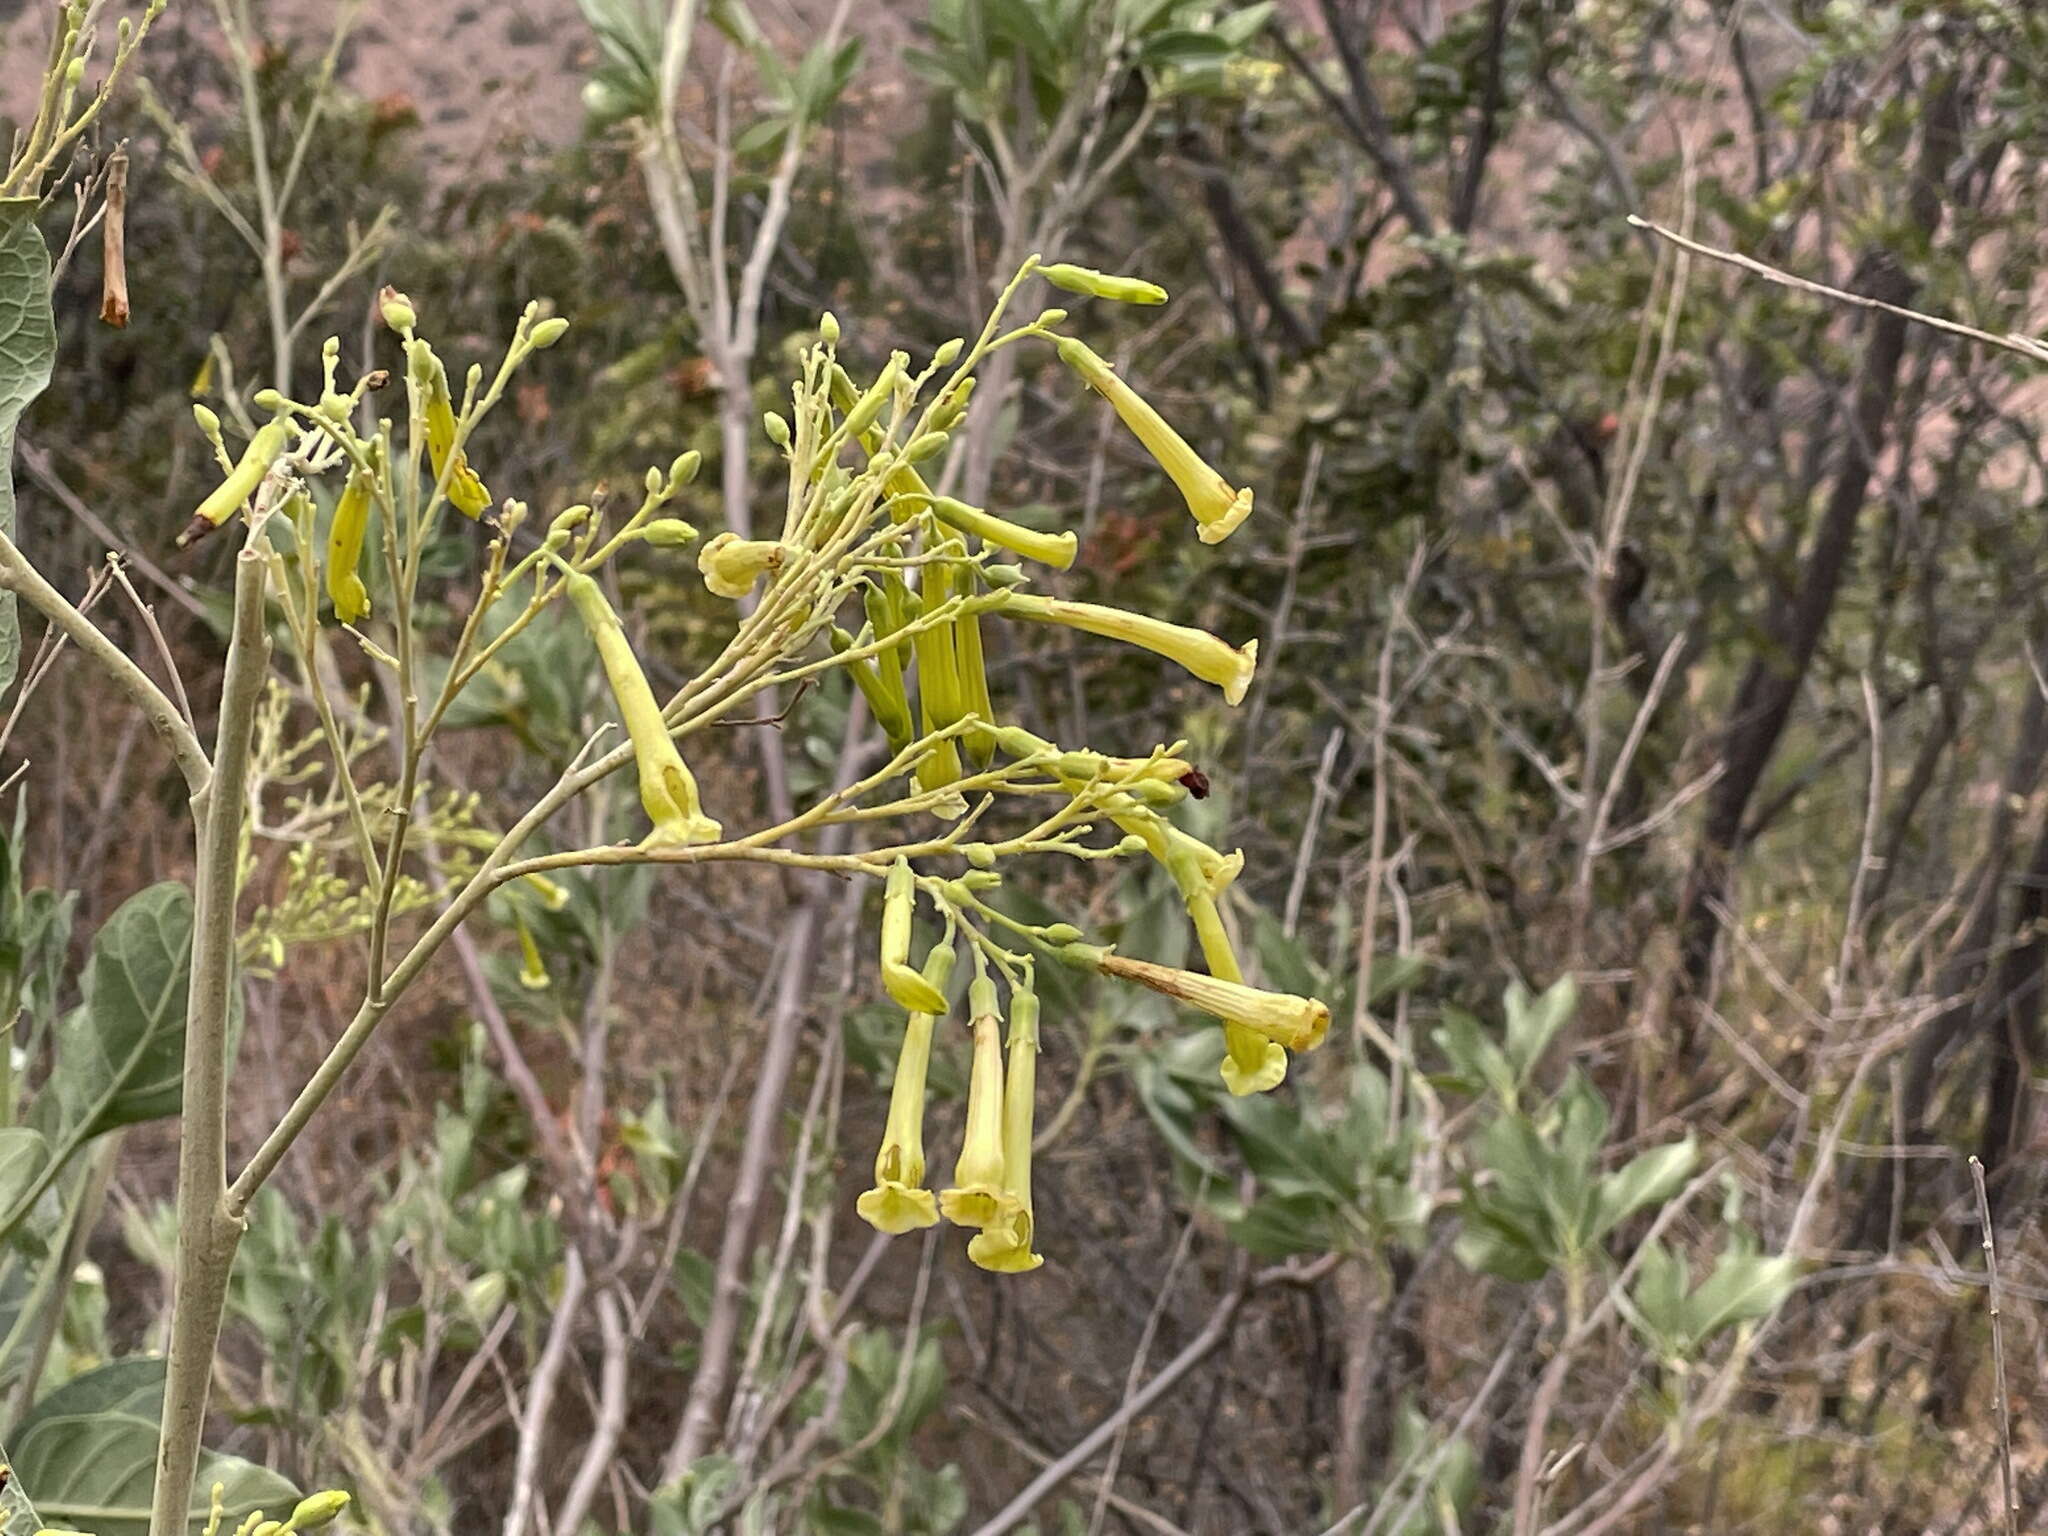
[150,547,269,1536]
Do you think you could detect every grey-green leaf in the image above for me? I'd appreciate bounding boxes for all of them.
[52,882,230,1137]
[1684,1249,1800,1340]
[1590,1135,1698,1242]
[0,1126,48,1214]
[9,1357,301,1536]
[0,198,58,701]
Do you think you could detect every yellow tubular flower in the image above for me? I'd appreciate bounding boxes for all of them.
[1055,336,1252,544]
[858,941,958,1235]
[411,345,492,518]
[1087,950,1329,1051]
[514,911,550,991]
[968,987,1045,1272]
[880,857,949,1014]
[912,559,965,792]
[831,626,916,754]
[324,465,374,624]
[523,872,572,910]
[179,417,289,546]
[564,573,722,848]
[940,974,1012,1230]
[696,531,792,600]
[1168,845,1285,1096]
[1003,592,1257,705]
[918,495,1078,570]
[954,592,997,769]
[865,580,915,748]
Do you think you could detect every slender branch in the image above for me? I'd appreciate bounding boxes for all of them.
[1628,214,2048,366]
[149,543,270,1536]
[0,530,210,794]
[503,1247,588,1536]
[968,1258,1333,1536]
[1970,1157,2017,1536]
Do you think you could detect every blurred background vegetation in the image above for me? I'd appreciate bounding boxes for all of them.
[3,0,2047,1530]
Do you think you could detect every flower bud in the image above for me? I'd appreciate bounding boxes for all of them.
[992,724,1052,759]
[841,353,904,440]
[285,1492,351,1532]
[820,311,841,344]
[929,375,976,433]
[640,518,699,548]
[530,316,570,349]
[1042,923,1083,945]
[901,431,949,464]
[1039,262,1169,305]
[669,450,702,487]
[549,504,591,535]
[1033,308,1068,329]
[192,402,222,440]
[962,843,996,870]
[931,337,963,368]
[764,411,791,449]
[251,388,285,413]
[378,285,416,332]
[983,563,1027,587]
[644,464,664,495]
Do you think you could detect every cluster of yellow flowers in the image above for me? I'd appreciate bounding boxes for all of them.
[177,255,1331,1279]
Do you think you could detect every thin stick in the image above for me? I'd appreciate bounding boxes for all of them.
[1968,1156,2017,1536]
[1628,215,2048,367]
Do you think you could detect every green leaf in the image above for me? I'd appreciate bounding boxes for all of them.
[1139,29,1234,69]
[1452,1210,1548,1282]
[806,1507,885,1536]
[1683,1248,1799,1340]
[9,1358,300,1536]
[0,198,58,701]
[1503,975,1576,1080]
[1214,2,1276,47]
[1628,1238,1690,1347]
[1431,1007,1514,1102]
[1226,1190,1338,1258]
[1364,951,1431,1007]
[1590,1135,1698,1242]
[50,882,232,1137]
[0,1126,48,1214]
